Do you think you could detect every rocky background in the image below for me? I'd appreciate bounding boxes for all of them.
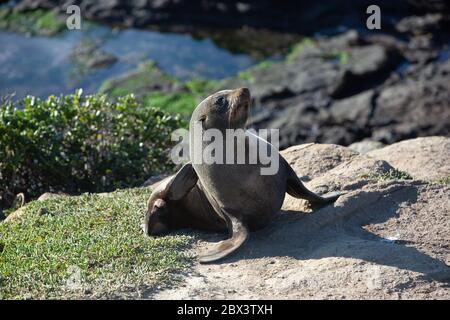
[12,0,450,31]
[12,0,450,149]
[228,29,450,148]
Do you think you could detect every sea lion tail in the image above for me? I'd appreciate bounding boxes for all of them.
[199,212,249,264]
[316,191,346,203]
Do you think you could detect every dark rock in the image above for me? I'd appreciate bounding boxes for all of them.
[226,30,450,149]
[330,45,403,98]
[329,90,374,127]
[408,0,450,12]
[68,39,118,77]
[86,52,117,69]
[13,1,447,151]
[369,61,450,144]
[396,13,450,35]
[14,0,416,33]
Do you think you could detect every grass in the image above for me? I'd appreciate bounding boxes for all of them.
[435,175,450,185]
[100,61,222,116]
[185,78,221,97]
[237,60,277,83]
[362,169,413,182]
[0,188,194,299]
[286,38,316,62]
[99,61,175,97]
[142,92,198,115]
[285,38,349,65]
[0,8,65,36]
[323,50,350,65]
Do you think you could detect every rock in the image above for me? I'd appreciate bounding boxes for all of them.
[3,193,68,223]
[152,142,450,299]
[349,140,385,154]
[329,90,374,126]
[9,1,449,151]
[4,207,25,223]
[330,45,402,99]
[86,52,117,69]
[369,63,450,144]
[99,61,181,98]
[37,192,69,201]
[367,136,450,181]
[408,1,450,13]
[69,39,118,76]
[142,173,170,188]
[237,29,450,149]
[280,143,359,181]
[13,0,416,33]
[396,13,450,35]
[282,154,394,212]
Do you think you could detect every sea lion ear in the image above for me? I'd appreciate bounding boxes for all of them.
[199,211,249,264]
[166,162,198,201]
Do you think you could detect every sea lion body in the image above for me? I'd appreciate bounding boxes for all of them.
[192,137,286,231]
[170,182,226,232]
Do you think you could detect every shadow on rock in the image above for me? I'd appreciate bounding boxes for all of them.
[214,181,450,283]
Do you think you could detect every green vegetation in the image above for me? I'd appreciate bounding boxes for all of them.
[363,169,413,181]
[100,61,221,116]
[191,28,301,59]
[286,38,349,65]
[338,51,350,65]
[286,38,316,62]
[147,78,221,115]
[185,78,221,97]
[323,50,350,65]
[0,188,194,299]
[435,175,450,185]
[99,61,175,98]
[0,90,185,208]
[237,60,277,83]
[0,8,65,36]
[142,92,198,115]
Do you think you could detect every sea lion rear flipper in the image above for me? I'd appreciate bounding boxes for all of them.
[166,162,198,201]
[284,159,343,204]
[199,211,249,264]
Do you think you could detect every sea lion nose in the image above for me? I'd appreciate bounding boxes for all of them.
[235,87,250,102]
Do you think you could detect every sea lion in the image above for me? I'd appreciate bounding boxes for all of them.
[144,88,342,263]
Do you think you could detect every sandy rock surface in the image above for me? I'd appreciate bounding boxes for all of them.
[367,136,450,181]
[150,137,450,299]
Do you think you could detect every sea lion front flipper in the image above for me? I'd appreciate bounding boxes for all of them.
[144,162,199,236]
[284,159,343,204]
[166,162,198,201]
[199,211,249,264]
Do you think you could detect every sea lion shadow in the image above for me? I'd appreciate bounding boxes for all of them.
[220,186,450,283]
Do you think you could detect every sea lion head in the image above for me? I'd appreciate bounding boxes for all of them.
[191,87,251,130]
[144,198,171,236]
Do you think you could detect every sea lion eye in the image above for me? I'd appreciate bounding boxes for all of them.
[215,96,228,111]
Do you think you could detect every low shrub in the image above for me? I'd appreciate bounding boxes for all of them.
[0,90,185,207]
